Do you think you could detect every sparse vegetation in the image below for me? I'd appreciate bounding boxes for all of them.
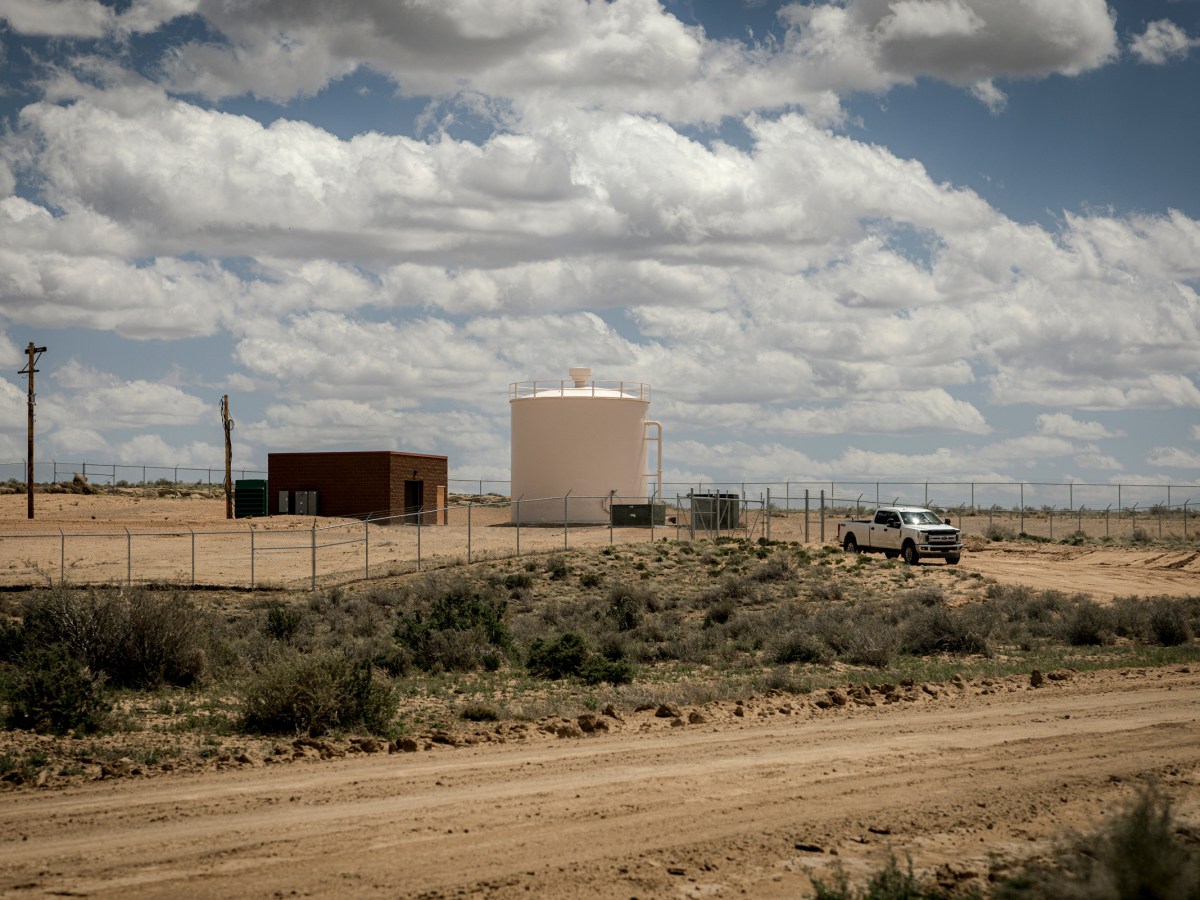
[1,535,1198,788]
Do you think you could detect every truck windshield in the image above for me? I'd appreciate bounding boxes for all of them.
[902,511,944,525]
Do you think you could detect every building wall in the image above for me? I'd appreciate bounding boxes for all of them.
[268,451,448,523]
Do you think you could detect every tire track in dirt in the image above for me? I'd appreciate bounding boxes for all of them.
[2,668,1197,899]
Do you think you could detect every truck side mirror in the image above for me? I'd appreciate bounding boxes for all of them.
[944,518,951,525]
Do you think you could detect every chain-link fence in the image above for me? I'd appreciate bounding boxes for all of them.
[0,493,782,590]
[0,460,266,486]
[2,482,1196,590]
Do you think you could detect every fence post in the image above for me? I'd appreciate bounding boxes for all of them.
[516,497,522,558]
[364,518,370,581]
[467,502,472,564]
[820,489,825,543]
[250,526,255,589]
[563,491,571,550]
[766,488,771,542]
[60,529,65,585]
[1185,500,1189,539]
[1049,508,1053,541]
[125,526,131,587]
[1020,483,1025,535]
[311,524,317,591]
[417,513,422,571]
[189,525,195,586]
[804,490,810,543]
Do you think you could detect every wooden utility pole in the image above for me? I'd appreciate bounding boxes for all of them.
[19,342,47,520]
[220,395,234,519]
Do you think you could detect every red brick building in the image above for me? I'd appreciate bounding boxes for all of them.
[267,451,448,523]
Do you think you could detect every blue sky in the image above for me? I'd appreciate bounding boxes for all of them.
[0,0,1198,499]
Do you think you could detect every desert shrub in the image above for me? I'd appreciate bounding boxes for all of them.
[808,574,846,602]
[263,602,305,643]
[545,555,569,580]
[240,650,396,737]
[807,609,855,655]
[843,618,899,668]
[811,851,943,900]
[503,572,533,591]
[901,606,991,656]
[983,522,1016,541]
[17,588,210,689]
[1148,600,1192,647]
[748,554,795,583]
[769,631,833,665]
[1129,527,1153,545]
[394,573,511,672]
[994,785,1200,900]
[1109,596,1151,640]
[1062,598,1113,646]
[699,575,753,607]
[4,645,111,735]
[579,571,602,589]
[607,582,650,632]
[580,654,635,685]
[460,703,499,722]
[703,597,736,627]
[900,584,945,608]
[526,631,589,679]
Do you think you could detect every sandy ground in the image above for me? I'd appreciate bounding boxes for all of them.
[2,493,1199,598]
[0,667,1197,898]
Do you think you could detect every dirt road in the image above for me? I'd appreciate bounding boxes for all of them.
[2,667,1197,898]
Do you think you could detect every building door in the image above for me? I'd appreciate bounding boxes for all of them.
[404,480,424,524]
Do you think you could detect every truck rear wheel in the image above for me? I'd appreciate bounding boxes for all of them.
[843,534,859,553]
[902,542,920,565]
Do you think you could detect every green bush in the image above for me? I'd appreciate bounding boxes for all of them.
[1062,599,1112,646]
[503,572,533,591]
[394,573,511,672]
[770,632,833,665]
[580,654,635,685]
[4,644,111,735]
[843,618,899,668]
[902,606,991,656]
[606,582,649,632]
[526,631,590,680]
[545,555,569,580]
[240,651,396,737]
[1148,601,1191,647]
[812,851,943,900]
[17,588,210,689]
[264,602,305,643]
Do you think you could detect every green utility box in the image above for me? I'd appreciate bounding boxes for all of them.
[234,479,268,518]
[610,503,667,527]
[691,493,740,529]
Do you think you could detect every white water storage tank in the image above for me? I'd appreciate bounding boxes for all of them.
[510,367,661,524]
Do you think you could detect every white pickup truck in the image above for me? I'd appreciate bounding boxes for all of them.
[837,506,962,565]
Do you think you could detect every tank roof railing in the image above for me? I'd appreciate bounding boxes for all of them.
[509,380,651,401]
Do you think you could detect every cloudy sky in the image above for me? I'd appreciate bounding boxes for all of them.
[0,0,1198,498]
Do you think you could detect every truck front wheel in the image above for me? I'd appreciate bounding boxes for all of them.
[843,534,860,554]
[946,554,960,565]
[902,542,920,565]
